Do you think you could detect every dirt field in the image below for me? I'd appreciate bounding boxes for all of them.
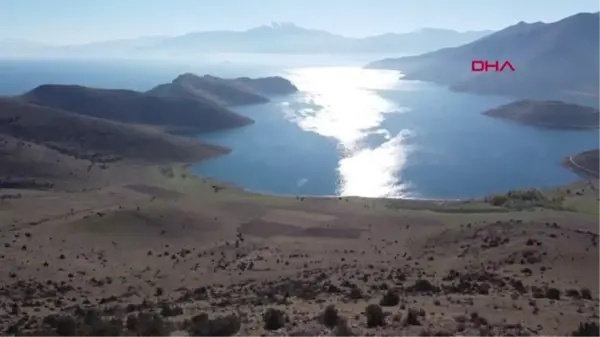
[0,164,598,336]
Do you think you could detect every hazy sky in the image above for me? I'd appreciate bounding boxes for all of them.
[1,0,598,44]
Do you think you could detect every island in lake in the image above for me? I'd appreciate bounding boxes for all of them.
[483,100,599,179]
[148,73,298,107]
[483,100,599,129]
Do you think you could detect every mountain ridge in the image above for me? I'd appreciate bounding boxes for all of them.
[0,23,493,56]
[366,12,600,100]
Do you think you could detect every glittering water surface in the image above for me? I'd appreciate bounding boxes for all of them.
[3,59,594,198]
[191,66,599,199]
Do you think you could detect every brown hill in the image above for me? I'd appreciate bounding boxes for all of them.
[0,133,92,188]
[20,84,253,133]
[483,100,599,129]
[564,149,599,178]
[0,98,228,166]
[147,73,298,106]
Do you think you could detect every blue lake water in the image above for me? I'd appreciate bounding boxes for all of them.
[0,59,597,199]
[191,67,599,199]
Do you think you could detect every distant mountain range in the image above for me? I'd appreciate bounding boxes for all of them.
[367,12,600,100]
[0,23,492,57]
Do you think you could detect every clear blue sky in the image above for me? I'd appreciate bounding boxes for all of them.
[1,0,598,44]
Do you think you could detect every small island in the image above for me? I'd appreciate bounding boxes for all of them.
[483,100,599,129]
[148,73,299,107]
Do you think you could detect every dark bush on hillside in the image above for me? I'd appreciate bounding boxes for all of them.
[30,310,170,337]
[580,288,592,300]
[489,194,509,206]
[334,317,354,336]
[379,290,400,306]
[403,308,421,326]
[566,289,581,298]
[407,279,439,293]
[571,322,599,336]
[486,188,563,210]
[186,313,241,336]
[545,287,561,300]
[348,287,363,300]
[321,305,340,329]
[45,315,78,336]
[160,303,184,317]
[126,312,170,336]
[263,308,286,330]
[364,304,385,327]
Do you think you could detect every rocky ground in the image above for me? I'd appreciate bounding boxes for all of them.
[0,167,598,336]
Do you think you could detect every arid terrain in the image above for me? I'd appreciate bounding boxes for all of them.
[0,156,598,336]
[0,71,598,336]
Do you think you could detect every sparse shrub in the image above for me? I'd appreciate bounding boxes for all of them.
[545,288,561,300]
[421,328,454,336]
[566,289,581,299]
[160,303,183,317]
[409,279,438,293]
[85,318,123,336]
[392,313,403,323]
[379,290,400,306]
[419,328,434,336]
[126,315,139,332]
[263,308,286,330]
[348,287,363,300]
[321,305,340,329]
[489,195,508,206]
[155,287,164,297]
[580,288,592,300]
[44,313,121,336]
[403,308,420,326]
[531,286,545,298]
[511,279,526,294]
[207,314,242,336]
[127,312,169,336]
[478,282,491,295]
[470,312,488,327]
[45,315,78,336]
[365,304,385,327]
[333,317,354,336]
[571,322,599,336]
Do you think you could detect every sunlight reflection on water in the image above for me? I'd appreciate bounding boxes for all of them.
[281,66,413,197]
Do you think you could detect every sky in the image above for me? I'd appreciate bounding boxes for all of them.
[1,0,598,44]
